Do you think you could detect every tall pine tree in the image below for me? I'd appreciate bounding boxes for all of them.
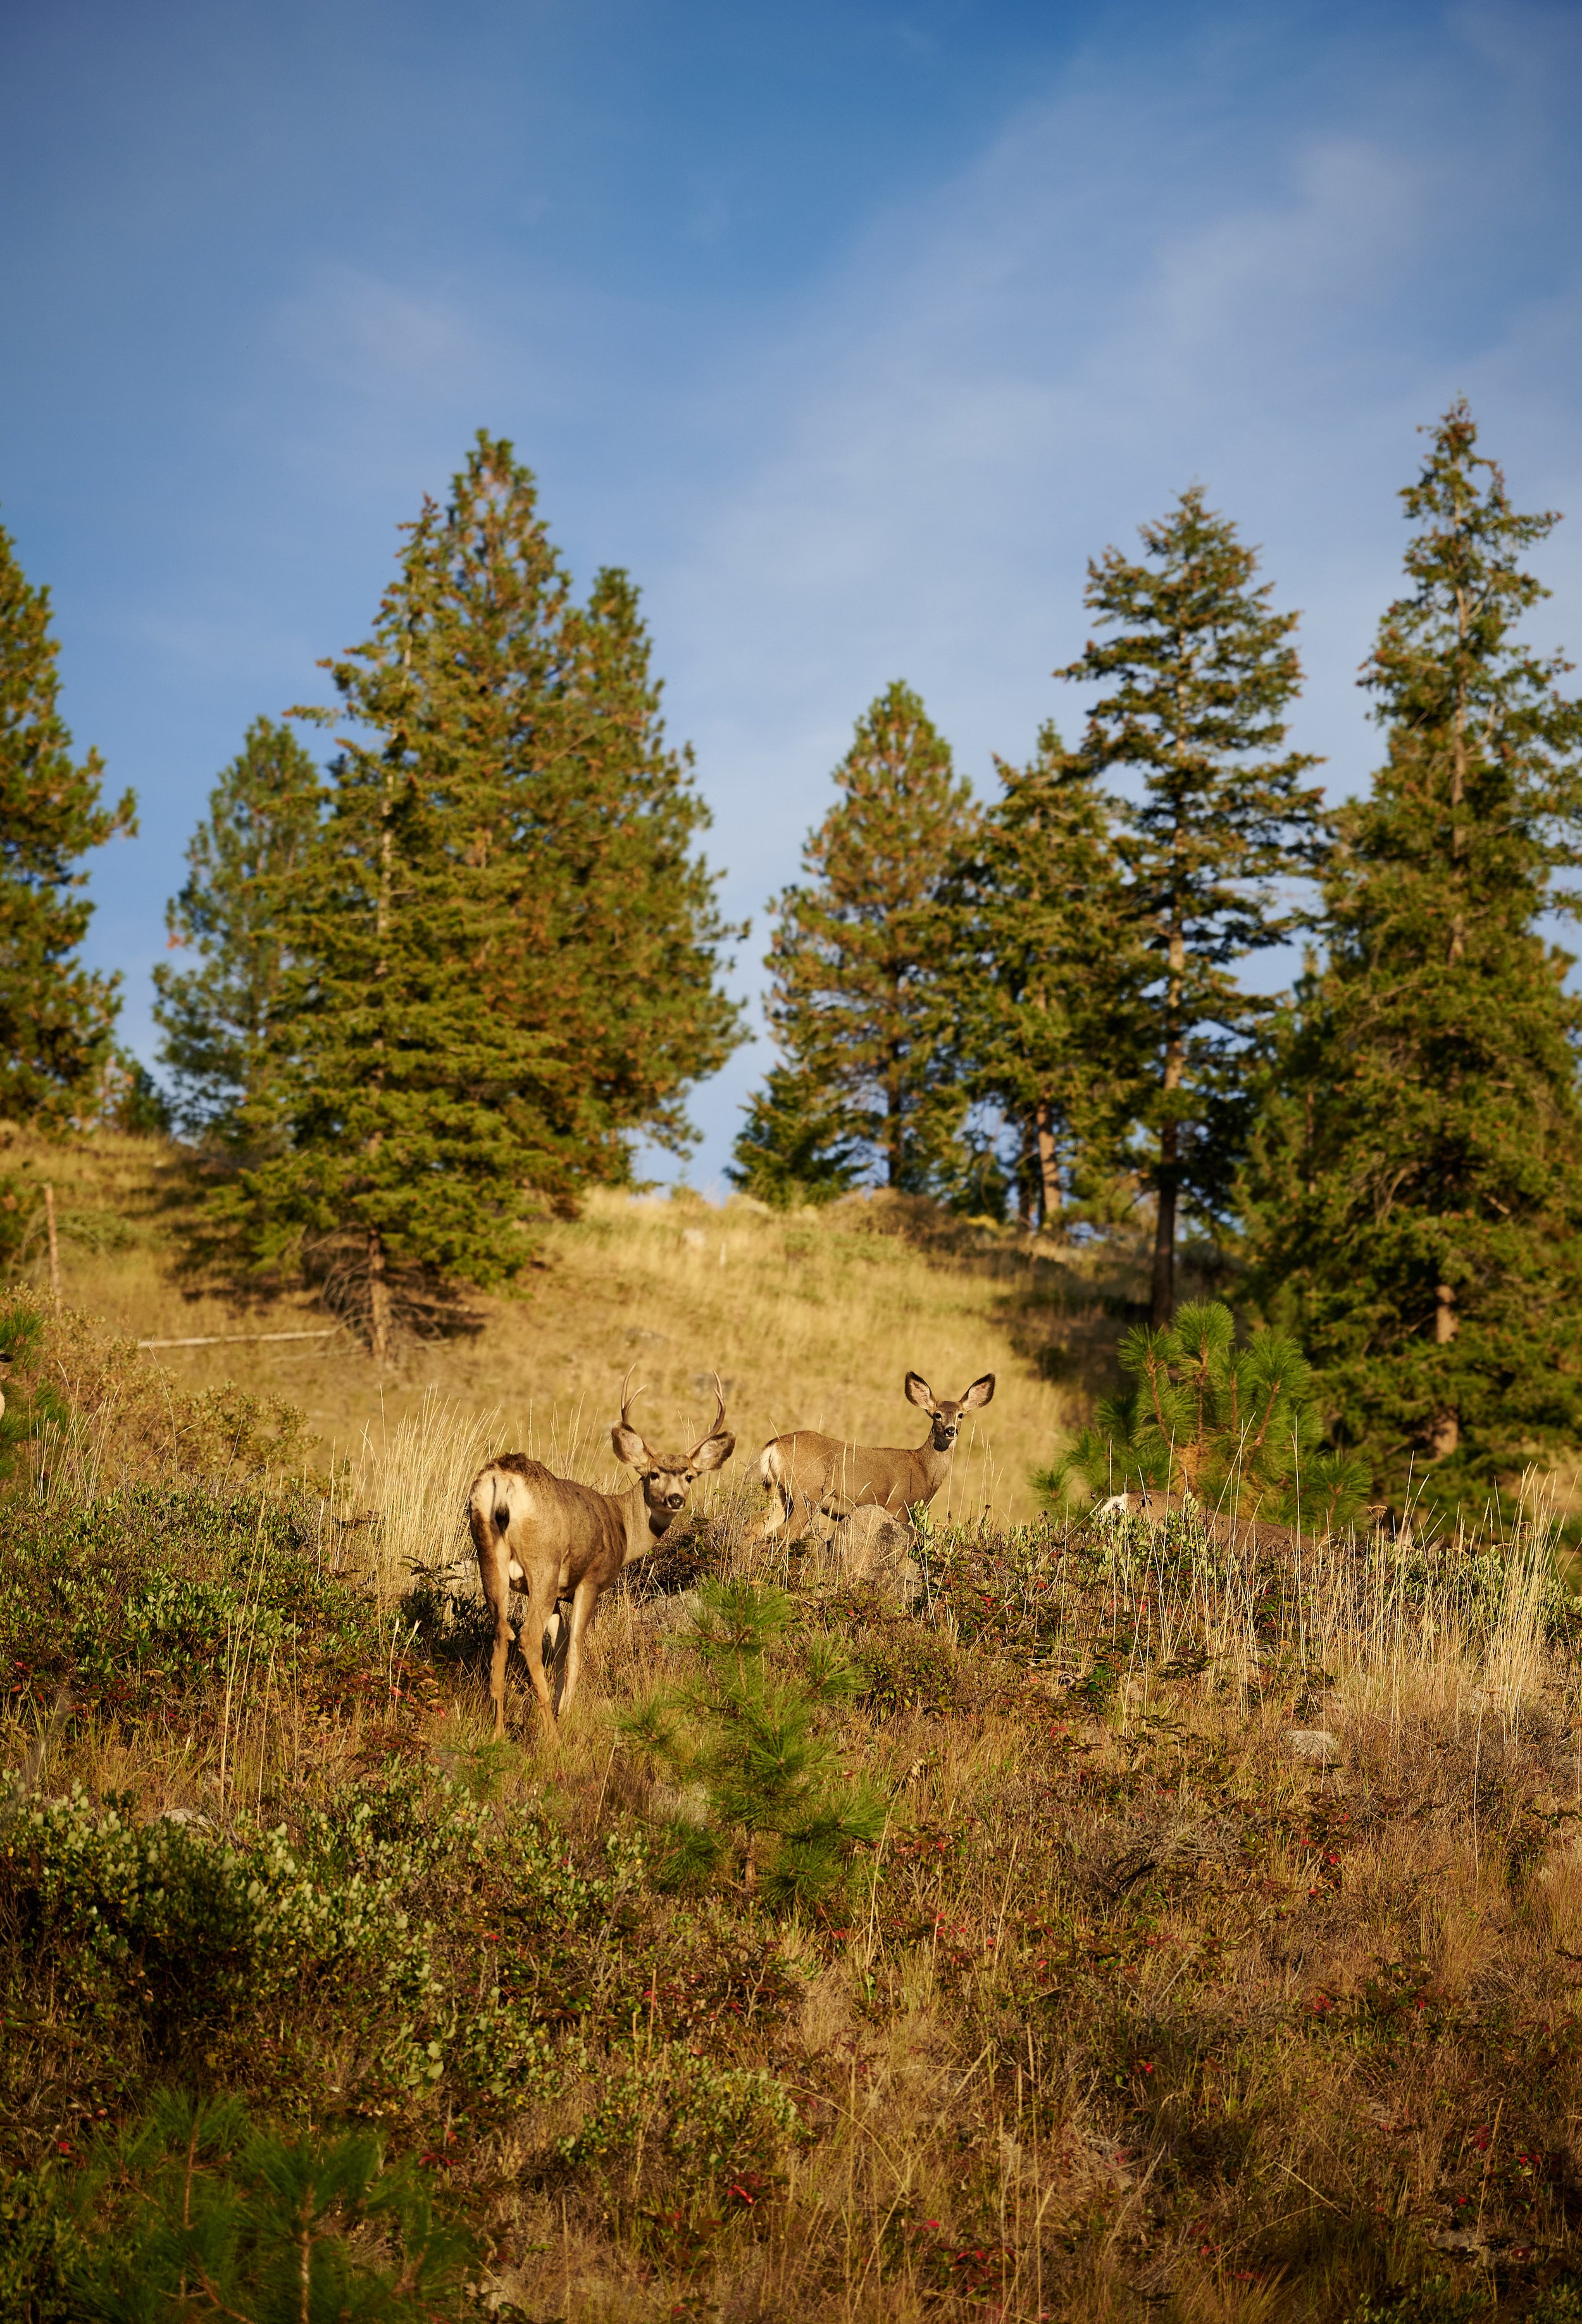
[153,718,323,1142]
[0,516,135,1124]
[753,682,973,1191]
[1057,489,1324,1320]
[934,722,1143,1232]
[1242,403,1582,1499]
[228,435,741,1359]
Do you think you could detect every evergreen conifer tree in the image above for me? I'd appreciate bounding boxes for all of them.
[617,1580,885,1907]
[757,682,973,1190]
[1242,403,1582,1499]
[1038,1299,1371,1532]
[153,717,323,1142]
[725,1061,861,1208]
[935,722,1143,1232]
[0,517,135,1124]
[228,435,740,1359]
[1057,490,1324,1320]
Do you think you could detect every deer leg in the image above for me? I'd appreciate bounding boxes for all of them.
[558,1576,601,1718]
[516,1568,561,1735]
[474,1527,514,1743]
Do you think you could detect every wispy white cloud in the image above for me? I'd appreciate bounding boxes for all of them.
[623,4,1582,1170]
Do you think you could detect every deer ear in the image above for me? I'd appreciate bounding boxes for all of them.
[611,1423,649,1467]
[904,1371,935,1410]
[691,1430,735,1473]
[961,1373,996,1410]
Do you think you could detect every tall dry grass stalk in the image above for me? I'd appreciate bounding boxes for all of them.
[340,1392,504,1601]
[339,1384,742,1602]
[1053,1494,1569,1749]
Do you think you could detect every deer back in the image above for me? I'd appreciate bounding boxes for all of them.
[470,1454,632,1595]
[763,1427,937,1518]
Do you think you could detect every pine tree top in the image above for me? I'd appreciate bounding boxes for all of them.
[1338,397,1582,944]
[1058,487,1325,946]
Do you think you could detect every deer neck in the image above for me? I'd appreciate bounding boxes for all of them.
[913,1432,954,1501]
[611,1478,674,1562]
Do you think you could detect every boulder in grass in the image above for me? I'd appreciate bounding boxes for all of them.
[826,1506,923,1606]
[1287,1728,1341,1766]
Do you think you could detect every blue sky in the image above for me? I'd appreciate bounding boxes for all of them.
[4,0,1581,1186]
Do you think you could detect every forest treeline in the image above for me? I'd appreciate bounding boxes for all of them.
[3,405,1581,1504]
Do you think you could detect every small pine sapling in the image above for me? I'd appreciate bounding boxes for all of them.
[43,2087,475,2321]
[614,1580,886,1908]
[1040,1299,1371,1532]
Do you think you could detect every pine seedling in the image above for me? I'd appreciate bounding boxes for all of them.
[1040,1298,1372,1530]
[55,2087,475,2321]
[625,1580,884,1908]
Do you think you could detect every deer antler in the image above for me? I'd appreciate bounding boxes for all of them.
[706,1370,726,1441]
[619,1368,646,1434]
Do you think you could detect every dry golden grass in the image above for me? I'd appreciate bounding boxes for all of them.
[0,1125,1162,1529]
[11,1132,1582,2318]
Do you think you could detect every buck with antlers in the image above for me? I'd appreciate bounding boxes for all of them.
[468,1377,735,1739]
[754,1370,994,1537]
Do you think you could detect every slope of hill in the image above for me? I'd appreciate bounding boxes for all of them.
[0,1125,1169,1525]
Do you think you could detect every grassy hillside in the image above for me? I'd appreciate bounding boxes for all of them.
[2,1290,1580,2321]
[0,1125,1181,1526]
[8,1133,1582,2318]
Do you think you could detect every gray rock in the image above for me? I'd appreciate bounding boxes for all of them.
[631,1587,703,1634]
[825,1506,924,1606]
[1287,1728,1342,1765]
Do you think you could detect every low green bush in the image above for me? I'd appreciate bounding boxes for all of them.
[614,1580,885,1908]
[0,2087,475,2323]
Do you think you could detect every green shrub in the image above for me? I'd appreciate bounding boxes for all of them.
[2,1778,459,2047]
[558,2040,802,2192]
[0,2087,475,2322]
[0,1486,386,1718]
[1038,1298,1372,1530]
[614,1580,885,1908]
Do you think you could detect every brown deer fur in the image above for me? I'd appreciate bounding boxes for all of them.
[756,1370,994,1536]
[468,1378,733,1739]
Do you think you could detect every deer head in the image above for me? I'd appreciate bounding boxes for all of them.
[904,1370,995,1451]
[611,1371,735,1533]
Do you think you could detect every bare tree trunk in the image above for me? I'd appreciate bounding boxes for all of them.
[368,1226,391,1370]
[43,1183,61,1313]
[1430,1280,1458,1458]
[886,1040,904,1187]
[1151,923,1186,1328]
[1150,1139,1177,1328]
[1035,1100,1061,1235]
[364,729,399,1370]
[1449,584,1468,965]
[1016,1120,1037,1232]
